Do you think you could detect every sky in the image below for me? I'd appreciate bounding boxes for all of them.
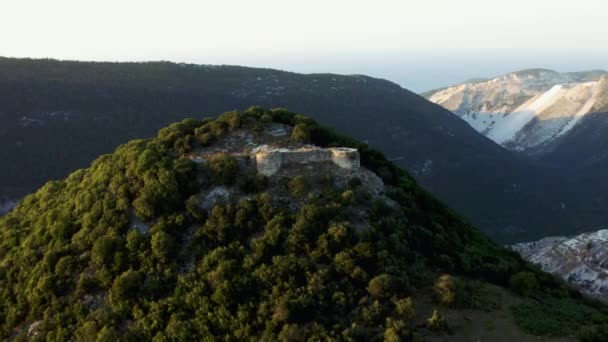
[2,0,608,92]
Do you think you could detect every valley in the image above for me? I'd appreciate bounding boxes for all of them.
[428,67,608,313]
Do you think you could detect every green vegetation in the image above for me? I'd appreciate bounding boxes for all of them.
[288,175,309,197]
[291,123,311,143]
[512,296,608,337]
[0,107,607,340]
[509,271,539,296]
[206,153,238,185]
[426,310,448,331]
[434,274,502,311]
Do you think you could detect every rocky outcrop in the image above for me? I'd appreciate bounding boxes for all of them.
[512,229,608,302]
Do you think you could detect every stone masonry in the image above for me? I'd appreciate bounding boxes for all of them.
[255,146,360,176]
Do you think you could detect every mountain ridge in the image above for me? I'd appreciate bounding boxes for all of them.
[424,68,608,151]
[0,56,592,242]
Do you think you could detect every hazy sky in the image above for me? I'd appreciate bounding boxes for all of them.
[3,0,608,91]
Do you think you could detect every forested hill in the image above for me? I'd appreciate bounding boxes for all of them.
[0,57,590,242]
[1,108,607,340]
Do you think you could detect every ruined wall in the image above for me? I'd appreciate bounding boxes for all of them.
[255,147,359,176]
[330,148,360,169]
[255,151,283,176]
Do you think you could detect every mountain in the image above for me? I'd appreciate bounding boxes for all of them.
[0,57,593,242]
[424,69,608,151]
[427,69,608,308]
[2,108,607,340]
[513,229,608,303]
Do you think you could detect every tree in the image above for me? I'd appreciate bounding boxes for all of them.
[151,231,176,262]
[110,270,143,310]
[288,176,309,197]
[91,236,118,268]
[291,124,310,143]
[206,153,238,185]
[368,274,395,298]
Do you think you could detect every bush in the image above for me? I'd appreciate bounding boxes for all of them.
[91,236,118,268]
[206,153,238,185]
[393,297,415,319]
[368,274,395,298]
[434,274,456,306]
[291,124,311,143]
[109,270,143,310]
[426,310,447,331]
[288,176,309,197]
[384,318,412,342]
[510,272,539,296]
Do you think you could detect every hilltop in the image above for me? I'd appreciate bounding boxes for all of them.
[1,108,607,340]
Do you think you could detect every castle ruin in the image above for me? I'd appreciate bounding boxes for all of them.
[255,146,360,176]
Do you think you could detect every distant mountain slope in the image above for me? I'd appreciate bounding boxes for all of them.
[0,57,593,242]
[2,108,607,340]
[424,69,608,151]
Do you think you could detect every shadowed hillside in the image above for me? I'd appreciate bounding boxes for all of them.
[0,57,590,242]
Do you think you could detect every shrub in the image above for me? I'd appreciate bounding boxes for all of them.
[384,318,412,342]
[206,153,238,185]
[185,194,205,221]
[426,310,447,331]
[393,297,415,319]
[91,236,118,268]
[97,326,120,342]
[434,274,456,306]
[368,274,395,298]
[110,270,143,310]
[510,272,539,296]
[291,123,311,143]
[288,176,309,197]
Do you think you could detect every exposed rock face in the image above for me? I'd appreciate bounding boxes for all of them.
[255,146,360,176]
[512,229,608,302]
[425,69,608,151]
[200,186,232,210]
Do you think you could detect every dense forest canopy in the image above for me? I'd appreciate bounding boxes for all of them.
[1,107,607,341]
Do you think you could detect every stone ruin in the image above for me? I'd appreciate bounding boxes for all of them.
[254,145,360,176]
